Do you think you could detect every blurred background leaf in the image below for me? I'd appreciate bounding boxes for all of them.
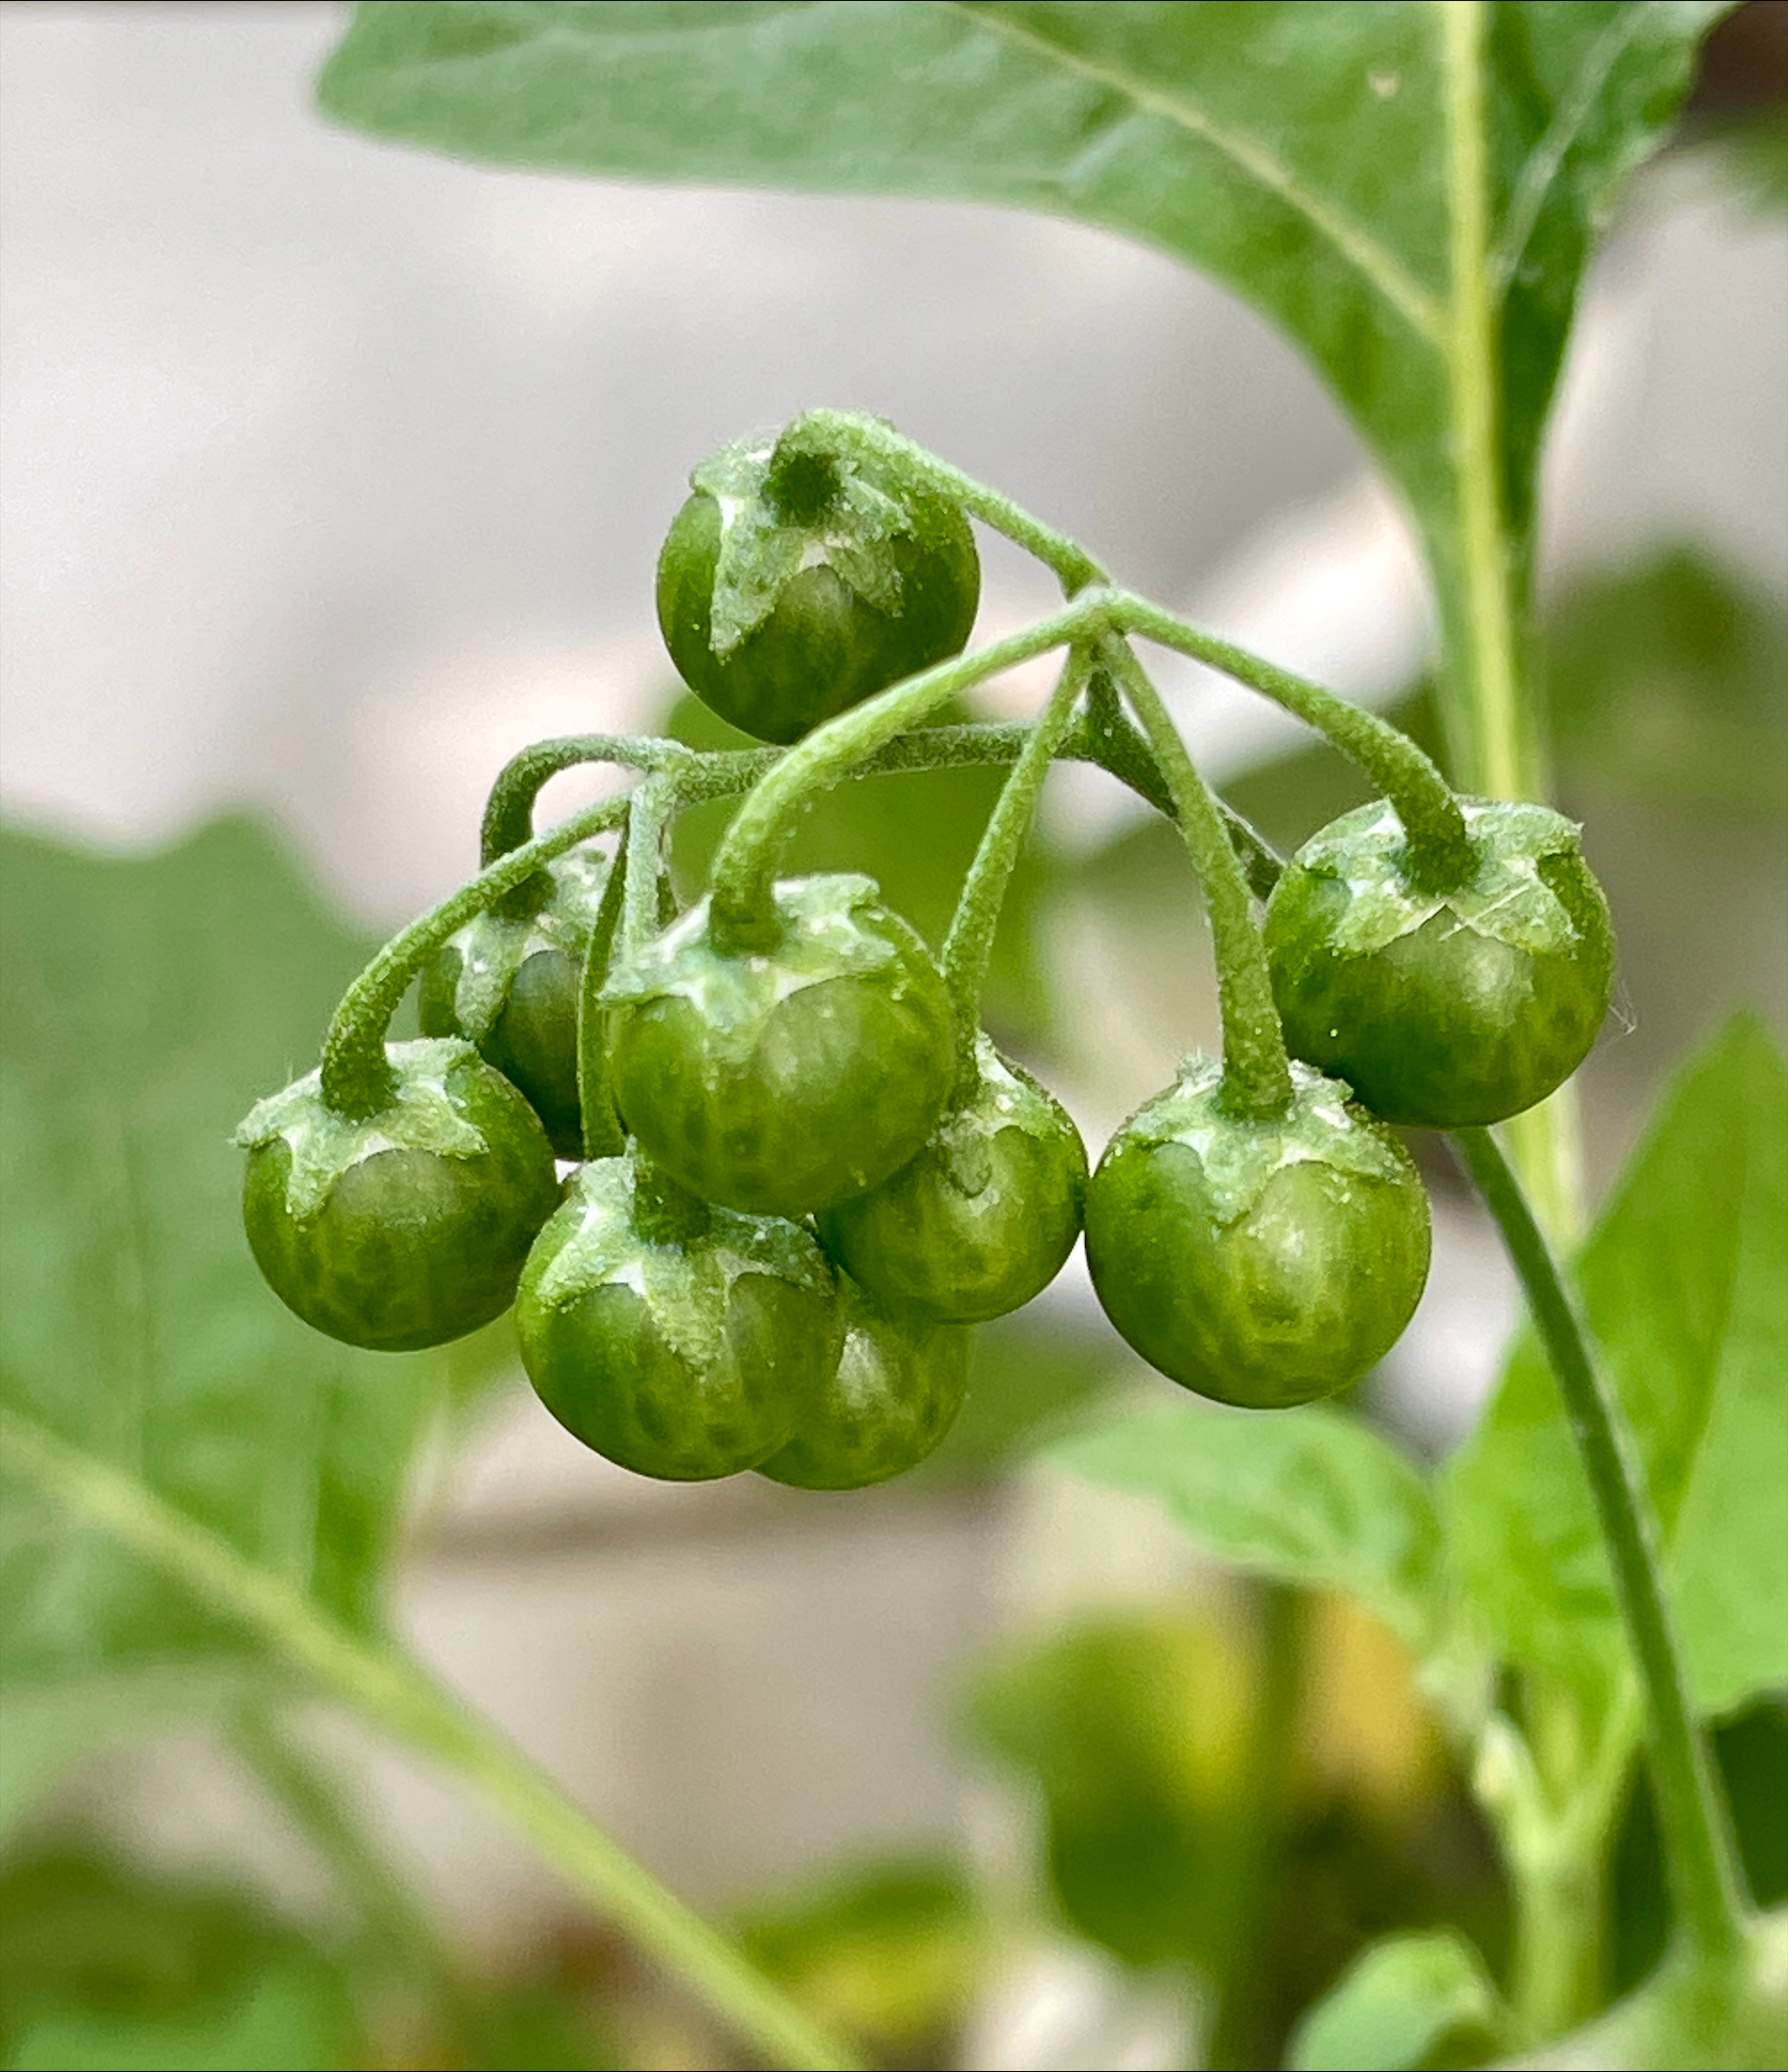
[1052,1406,1447,1659]
[0,816,502,1806]
[1611,1696,1788,1999]
[959,1596,1508,2067]
[1542,549,1788,817]
[964,1608,1260,1974]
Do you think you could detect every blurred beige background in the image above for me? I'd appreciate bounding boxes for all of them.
[3,6,1784,2062]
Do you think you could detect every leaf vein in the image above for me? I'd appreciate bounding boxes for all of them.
[1490,3,1649,294]
[941,0,1445,343]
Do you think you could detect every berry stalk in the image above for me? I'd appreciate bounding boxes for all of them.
[941,643,1092,1087]
[708,593,1112,953]
[1103,636,1296,1120]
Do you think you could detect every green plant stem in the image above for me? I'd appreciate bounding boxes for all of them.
[709,592,1111,950]
[319,793,635,1119]
[1433,0,1589,1248]
[776,411,1464,883]
[1079,672,1286,901]
[578,816,630,1162]
[1451,1125,1747,1970]
[1513,1825,1609,2040]
[1115,592,1474,890]
[776,408,1109,595]
[316,707,1280,1119]
[0,1405,865,2072]
[1437,0,1536,809]
[941,644,1093,1083]
[620,775,672,959]
[481,734,685,866]
[1103,636,1295,1118]
[478,734,683,923]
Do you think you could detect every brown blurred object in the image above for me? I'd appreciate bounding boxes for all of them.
[1690,0,1788,115]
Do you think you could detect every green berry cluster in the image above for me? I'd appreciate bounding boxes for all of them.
[238,416,1615,1486]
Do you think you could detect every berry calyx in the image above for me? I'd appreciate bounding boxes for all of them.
[656,430,980,745]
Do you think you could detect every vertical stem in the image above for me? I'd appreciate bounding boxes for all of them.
[1451,1126,1745,1966]
[941,645,1091,1084]
[1437,0,1586,1240]
[1510,1848,1606,2039]
[0,1407,866,2072]
[1103,637,1294,1118]
[1439,0,1530,806]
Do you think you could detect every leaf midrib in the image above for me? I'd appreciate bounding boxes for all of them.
[944,0,1446,344]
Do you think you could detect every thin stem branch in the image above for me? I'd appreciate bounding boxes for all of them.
[1450,1125,1746,1966]
[1078,674,1285,900]
[1114,592,1474,890]
[777,408,1109,595]
[319,793,634,1119]
[941,645,1092,1082]
[708,592,1111,950]
[578,815,630,1162]
[481,735,682,862]
[1104,637,1295,1118]
[620,775,673,959]
[0,1406,865,2072]
[316,704,1283,1120]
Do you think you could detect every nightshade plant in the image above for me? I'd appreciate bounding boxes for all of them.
[2,8,1783,2072]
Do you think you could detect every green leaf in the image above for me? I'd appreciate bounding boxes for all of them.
[1052,1403,1443,1655]
[316,2,1723,739]
[1445,1014,1788,1715]
[0,819,451,1736]
[8,1960,351,2072]
[1287,1929,1506,2072]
